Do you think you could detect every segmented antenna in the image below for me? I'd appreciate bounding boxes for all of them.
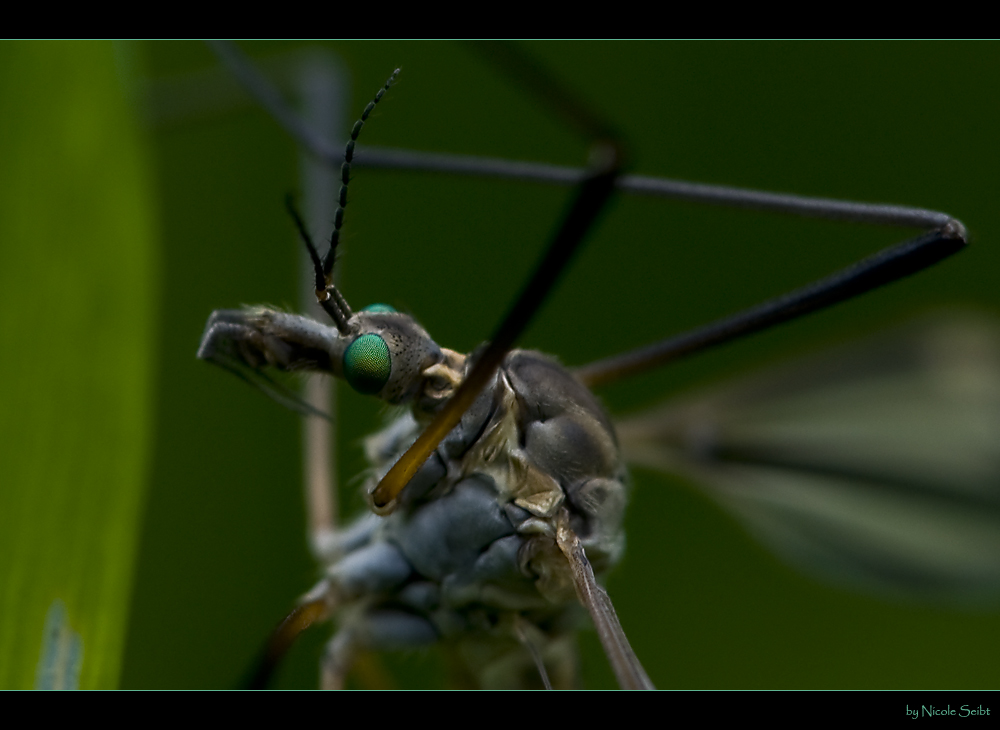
[291,69,400,335]
[286,195,352,334]
[326,69,400,280]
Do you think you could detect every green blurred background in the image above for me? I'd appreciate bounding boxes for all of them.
[4,41,1000,689]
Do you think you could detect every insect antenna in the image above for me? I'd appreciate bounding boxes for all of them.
[326,68,398,284]
[241,70,402,687]
[284,69,400,335]
[284,194,351,334]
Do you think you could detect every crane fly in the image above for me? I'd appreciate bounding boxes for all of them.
[124,41,1000,689]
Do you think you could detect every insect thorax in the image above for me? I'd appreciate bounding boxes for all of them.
[327,349,629,688]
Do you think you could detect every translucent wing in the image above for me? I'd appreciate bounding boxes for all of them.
[615,315,1000,606]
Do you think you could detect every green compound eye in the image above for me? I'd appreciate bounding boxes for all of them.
[343,333,391,395]
[361,303,396,314]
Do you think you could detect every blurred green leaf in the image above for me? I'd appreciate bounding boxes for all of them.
[0,40,158,689]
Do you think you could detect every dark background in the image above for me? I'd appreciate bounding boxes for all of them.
[122,41,1000,689]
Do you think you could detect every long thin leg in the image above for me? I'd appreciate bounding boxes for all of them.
[555,509,654,690]
[198,43,974,691]
[244,595,330,689]
[207,40,969,394]
[365,44,627,510]
[574,227,967,388]
[206,41,960,236]
[369,147,623,510]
